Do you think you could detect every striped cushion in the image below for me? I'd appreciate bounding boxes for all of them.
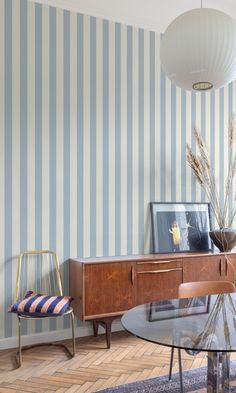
[9,291,73,316]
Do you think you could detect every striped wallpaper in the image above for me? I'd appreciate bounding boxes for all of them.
[0,0,236,340]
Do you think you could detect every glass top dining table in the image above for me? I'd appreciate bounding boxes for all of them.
[121,293,236,393]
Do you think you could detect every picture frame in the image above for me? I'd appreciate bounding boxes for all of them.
[150,202,212,253]
[149,296,210,322]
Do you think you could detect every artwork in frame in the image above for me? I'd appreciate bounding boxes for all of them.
[150,202,212,253]
[149,296,210,322]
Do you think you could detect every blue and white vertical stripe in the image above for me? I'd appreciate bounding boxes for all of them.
[0,0,236,339]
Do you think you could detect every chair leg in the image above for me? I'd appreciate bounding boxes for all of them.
[169,347,174,380]
[17,315,22,367]
[70,311,76,357]
[178,349,184,393]
[15,312,75,366]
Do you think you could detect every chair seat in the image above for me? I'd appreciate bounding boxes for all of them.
[17,307,74,319]
[9,291,73,317]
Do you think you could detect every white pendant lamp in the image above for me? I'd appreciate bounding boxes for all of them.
[160,6,236,91]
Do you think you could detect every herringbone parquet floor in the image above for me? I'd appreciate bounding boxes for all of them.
[0,331,235,393]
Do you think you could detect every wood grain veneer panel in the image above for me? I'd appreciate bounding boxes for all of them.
[84,262,135,316]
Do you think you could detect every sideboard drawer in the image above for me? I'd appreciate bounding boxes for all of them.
[135,259,182,272]
[135,265,183,305]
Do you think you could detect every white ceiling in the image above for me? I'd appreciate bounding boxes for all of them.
[30,0,236,32]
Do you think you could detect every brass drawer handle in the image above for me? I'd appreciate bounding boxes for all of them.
[136,268,183,274]
[136,260,178,265]
[131,266,135,285]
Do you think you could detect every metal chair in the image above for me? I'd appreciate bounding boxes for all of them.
[169,280,235,393]
[14,250,76,367]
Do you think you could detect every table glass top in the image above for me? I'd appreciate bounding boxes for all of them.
[121,293,236,352]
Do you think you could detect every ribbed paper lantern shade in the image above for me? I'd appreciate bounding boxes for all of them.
[160,8,236,91]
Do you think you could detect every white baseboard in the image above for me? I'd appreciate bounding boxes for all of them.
[0,320,124,350]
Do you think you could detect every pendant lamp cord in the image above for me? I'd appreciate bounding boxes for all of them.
[201,0,203,8]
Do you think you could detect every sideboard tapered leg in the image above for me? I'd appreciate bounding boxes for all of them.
[92,317,117,348]
[93,320,99,337]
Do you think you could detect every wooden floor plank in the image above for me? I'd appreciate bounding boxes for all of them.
[0,331,212,392]
[0,388,25,393]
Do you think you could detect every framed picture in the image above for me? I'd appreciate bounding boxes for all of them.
[149,296,210,322]
[150,202,212,253]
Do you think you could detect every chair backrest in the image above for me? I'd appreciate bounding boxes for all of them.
[178,280,235,298]
[15,250,63,301]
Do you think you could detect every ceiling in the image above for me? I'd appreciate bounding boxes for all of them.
[30,0,236,32]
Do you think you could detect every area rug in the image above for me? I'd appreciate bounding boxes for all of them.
[97,361,236,393]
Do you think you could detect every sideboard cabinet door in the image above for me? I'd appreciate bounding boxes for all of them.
[183,255,222,282]
[84,262,135,318]
[222,254,236,284]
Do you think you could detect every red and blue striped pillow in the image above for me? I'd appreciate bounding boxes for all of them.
[9,291,73,317]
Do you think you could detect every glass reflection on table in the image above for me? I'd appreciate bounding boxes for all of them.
[122,293,236,392]
[122,293,236,352]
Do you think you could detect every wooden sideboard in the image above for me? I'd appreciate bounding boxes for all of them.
[69,252,236,347]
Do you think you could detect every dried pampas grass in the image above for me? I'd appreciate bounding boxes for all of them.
[187,115,236,229]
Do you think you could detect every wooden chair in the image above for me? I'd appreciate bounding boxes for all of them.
[178,281,235,299]
[169,280,235,393]
[14,250,76,367]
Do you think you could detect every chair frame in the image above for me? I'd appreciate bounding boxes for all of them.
[15,250,76,367]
